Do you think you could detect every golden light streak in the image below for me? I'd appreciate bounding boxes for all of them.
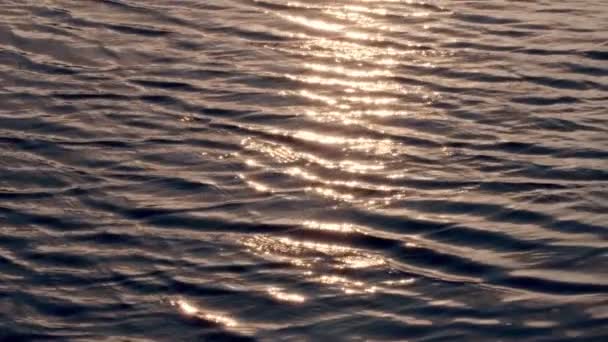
[303,220,357,233]
[170,299,238,327]
[268,287,306,303]
[280,14,344,32]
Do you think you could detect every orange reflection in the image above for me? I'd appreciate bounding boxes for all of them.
[317,275,377,294]
[268,287,306,303]
[280,14,344,32]
[304,63,393,78]
[170,298,238,327]
[238,1,443,300]
[303,220,357,233]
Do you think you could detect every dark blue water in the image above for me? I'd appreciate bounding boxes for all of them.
[1,0,607,340]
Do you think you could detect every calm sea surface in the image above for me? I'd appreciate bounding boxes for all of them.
[1,0,607,340]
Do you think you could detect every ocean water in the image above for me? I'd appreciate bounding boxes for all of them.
[0,0,607,340]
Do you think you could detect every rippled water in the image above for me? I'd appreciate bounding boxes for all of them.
[1,0,607,340]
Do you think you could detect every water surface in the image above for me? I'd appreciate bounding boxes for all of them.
[1,0,607,340]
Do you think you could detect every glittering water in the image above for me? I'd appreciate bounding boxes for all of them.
[1,0,607,340]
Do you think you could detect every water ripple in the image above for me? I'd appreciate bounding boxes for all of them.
[0,0,606,340]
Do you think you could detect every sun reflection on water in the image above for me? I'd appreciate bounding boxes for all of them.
[303,220,357,234]
[170,298,238,327]
[268,287,306,303]
[303,63,393,78]
[241,227,405,296]
[239,0,446,207]
[280,14,345,33]
[237,0,442,300]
